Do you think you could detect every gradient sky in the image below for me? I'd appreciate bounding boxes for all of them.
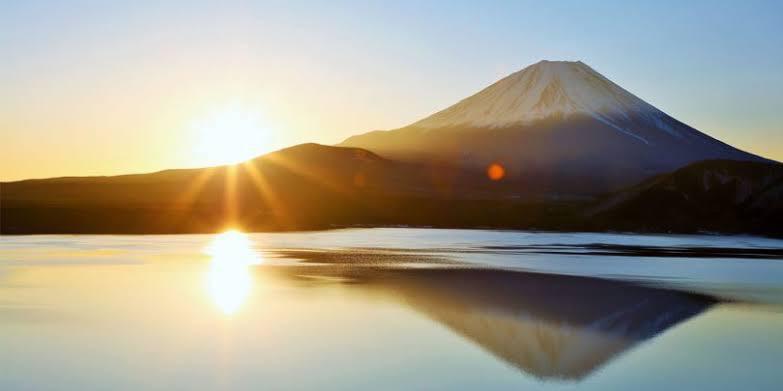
[2,0,782,180]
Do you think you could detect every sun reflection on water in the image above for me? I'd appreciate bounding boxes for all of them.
[204,230,261,315]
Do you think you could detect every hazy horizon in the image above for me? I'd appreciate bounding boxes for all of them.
[2,0,782,181]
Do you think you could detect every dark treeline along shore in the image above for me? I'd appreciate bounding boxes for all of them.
[2,143,782,236]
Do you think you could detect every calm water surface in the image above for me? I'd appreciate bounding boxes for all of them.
[1,228,783,390]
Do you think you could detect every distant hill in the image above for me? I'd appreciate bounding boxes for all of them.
[1,143,408,233]
[588,160,783,236]
[1,143,579,234]
[342,60,765,194]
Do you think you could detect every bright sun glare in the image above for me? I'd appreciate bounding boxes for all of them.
[191,105,272,166]
[204,230,261,315]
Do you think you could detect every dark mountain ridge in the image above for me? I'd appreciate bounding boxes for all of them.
[588,159,783,235]
[2,143,781,236]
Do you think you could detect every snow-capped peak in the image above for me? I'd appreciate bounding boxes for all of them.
[411,60,666,130]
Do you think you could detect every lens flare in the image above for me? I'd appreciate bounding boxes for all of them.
[487,163,505,181]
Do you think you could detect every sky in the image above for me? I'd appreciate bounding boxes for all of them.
[1,0,782,180]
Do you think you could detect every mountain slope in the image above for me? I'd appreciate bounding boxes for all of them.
[341,60,765,194]
[411,60,674,130]
[589,160,783,235]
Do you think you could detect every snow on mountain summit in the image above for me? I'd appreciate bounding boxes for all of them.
[411,60,670,135]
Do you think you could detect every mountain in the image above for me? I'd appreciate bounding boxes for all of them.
[589,159,783,236]
[1,144,412,233]
[341,60,765,194]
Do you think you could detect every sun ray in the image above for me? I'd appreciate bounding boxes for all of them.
[241,160,290,228]
[157,167,219,231]
[175,167,218,207]
[263,152,350,196]
[224,164,238,228]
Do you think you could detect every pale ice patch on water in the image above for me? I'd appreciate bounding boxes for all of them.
[246,228,783,303]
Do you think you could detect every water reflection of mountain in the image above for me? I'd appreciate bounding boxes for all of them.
[385,269,712,380]
[269,250,713,380]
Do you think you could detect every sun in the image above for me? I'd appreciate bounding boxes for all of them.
[190,104,273,166]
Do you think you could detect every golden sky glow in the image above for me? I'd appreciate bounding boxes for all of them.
[190,103,277,166]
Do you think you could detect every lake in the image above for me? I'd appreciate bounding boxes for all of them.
[2,228,783,390]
